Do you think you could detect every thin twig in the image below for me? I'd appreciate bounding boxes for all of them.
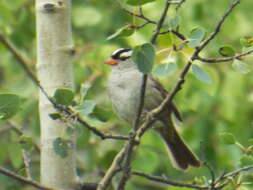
[204,163,216,190]
[197,0,240,51]
[0,33,49,100]
[196,49,253,63]
[176,0,187,11]
[22,150,32,179]
[115,0,156,24]
[159,29,187,40]
[0,166,59,190]
[97,148,126,190]
[216,165,253,184]
[131,165,253,190]
[6,121,40,152]
[132,170,208,190]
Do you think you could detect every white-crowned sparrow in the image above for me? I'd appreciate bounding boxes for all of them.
[105,48,200,170]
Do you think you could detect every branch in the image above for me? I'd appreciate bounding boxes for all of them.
[150,2,171,44]
[197,0,240,52]
[196,49,253,63]
[0,34,44,94]
[0,34,129,142]
[115,0,156,25]
[131,165,253,190]
[176,0,187,11]
[108,2,241,189]
[65,107,129,141]
[132,170,207,190]
[81,183,99,190]
[159,29,187,40]
[215,164,253,187]
[140,0,241,128]
[97,148,126,190]
[0,167,59,190]
[6,121,40,152]
[22,150,32,179]
[116,1,173,190]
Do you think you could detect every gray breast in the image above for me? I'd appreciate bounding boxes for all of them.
[108,68,142,124]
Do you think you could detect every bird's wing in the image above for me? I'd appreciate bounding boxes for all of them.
[149,76,182,121]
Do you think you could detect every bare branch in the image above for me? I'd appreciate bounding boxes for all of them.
[197,0,240,52]
[131,165,253,190]
[0,167,59,190]
[0,33,52,102]
[6,121,40,152]
[215,164,253,185]
[97,148,126,190]
[132,170,208,190]
[150,2,171,44]
[115,0,156,25]
[176,0,187,11]
[196,49,253,63]
[159,29,187,40]
[22,150,32,179]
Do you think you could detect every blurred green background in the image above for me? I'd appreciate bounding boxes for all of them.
[0,0,253,189]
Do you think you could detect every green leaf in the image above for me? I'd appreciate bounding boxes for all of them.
[240,155,253,167]
[85,115,105,127]
[248,139,253,144]
[106,25,134,40]
[53,88,75,106]
[0,94,20,120]
[219,46,236,57]
[53,137,68,158]
[167,15,181,29]
[126,0,156,6]
[67,123,84,136]
[188,27,206,48]
[80,83,91,102]
[65,126,75,136]
[153,62,177,77]
[49,112,62,120]
[240,36,253,47]
[76,100,96,117]
[8,143,23,169]
[232,59,251,74]
[92,106,112,122]
[19,136,34,151]
[99,150,118,168]
[192,64,212,84]
[131,43,155,74]
[220,133,236,145]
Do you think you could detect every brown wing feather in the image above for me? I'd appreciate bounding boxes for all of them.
[149,76,182,121]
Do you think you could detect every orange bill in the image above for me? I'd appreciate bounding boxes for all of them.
[105,59,118,65]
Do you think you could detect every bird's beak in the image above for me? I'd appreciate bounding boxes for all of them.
[105,59,119,66]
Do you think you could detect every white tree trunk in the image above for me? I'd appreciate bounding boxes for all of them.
[36,0,78,189]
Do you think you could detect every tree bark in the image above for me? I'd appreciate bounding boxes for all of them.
[36,0,78,189]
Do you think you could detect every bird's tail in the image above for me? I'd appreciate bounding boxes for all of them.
[157,125,200,170]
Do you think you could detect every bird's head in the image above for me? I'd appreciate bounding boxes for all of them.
[105,48,133,66]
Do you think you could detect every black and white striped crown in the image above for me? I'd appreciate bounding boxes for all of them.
[111,48,132,61]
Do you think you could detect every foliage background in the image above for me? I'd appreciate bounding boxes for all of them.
[0,0,253,189]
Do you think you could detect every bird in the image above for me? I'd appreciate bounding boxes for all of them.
[105,48,200,170]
